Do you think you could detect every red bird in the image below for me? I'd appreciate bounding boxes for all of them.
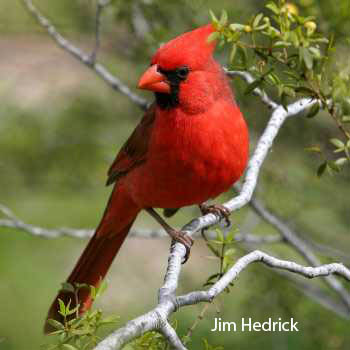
[45,24,249,331]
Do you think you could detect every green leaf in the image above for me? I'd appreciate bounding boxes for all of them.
[46,330,63,336]
[268,72,281,85]
[328,161,341,172]
[66,304,79,316]
[305,146,321,153]
[206,273,221,283]
[281,92,289,111]
[253,13,264,28]
[222,256,231,272]
[67,317,83,326]
[90,285,96,300]
[70,328,90,336]
[216,229,224,242]
[206,242,220,257]
[210,240,225,245]
[59,332,66,343]
[95,279,108,299]
[273,41,292,48]
[244,78,263,95]
[58,298,67,316]
[46,319,64,330]
[309,47,321,59]
[229,23,246,32]
[335,157,348,166]
[219,10,228,26]
[236,46,248,66]
[87,309,99,320]
[330,138,345,149]
[229,44,237,62]
[317,162,327,177]
[342,116,350,123]
[300,47,313,70]
[100,315,120,325]
[306,103,320,118]
[207,31,220,43]
[295,86,315,95]
[283,86,296,98]
[266,2,280,15]
[224,248,235,257]
[225,230,235,243]
[209,9,218,23]
[290,31,300,46]
[255,49,269,62]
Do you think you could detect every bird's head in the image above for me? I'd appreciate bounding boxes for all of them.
[138,24,224,111]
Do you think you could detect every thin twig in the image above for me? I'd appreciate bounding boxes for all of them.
[90,0,111,63]
[0,204,282,243]
[184,304,210,342]
[21,0,148,110]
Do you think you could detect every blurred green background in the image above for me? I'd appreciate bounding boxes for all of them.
[0,0,349,349]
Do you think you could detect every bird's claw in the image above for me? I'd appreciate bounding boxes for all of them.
[171,230,194,264]
[200,203,231,227]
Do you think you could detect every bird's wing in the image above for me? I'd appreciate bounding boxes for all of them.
[106,103,155,186]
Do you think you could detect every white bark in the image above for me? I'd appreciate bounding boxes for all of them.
[96,250,350,350]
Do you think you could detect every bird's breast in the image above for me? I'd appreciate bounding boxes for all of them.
[126,101,249,209]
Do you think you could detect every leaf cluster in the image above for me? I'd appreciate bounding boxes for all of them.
[43,281,118,350]
[203,228,237,292]
[209,0,350,174]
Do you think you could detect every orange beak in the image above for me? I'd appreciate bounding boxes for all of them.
[137,64,170,94]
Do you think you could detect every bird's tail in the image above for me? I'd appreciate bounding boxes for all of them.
[44,183,140,333]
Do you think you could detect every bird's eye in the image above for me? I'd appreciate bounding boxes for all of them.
[176,66,189,80]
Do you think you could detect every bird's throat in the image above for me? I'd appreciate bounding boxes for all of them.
[155,83,180,110]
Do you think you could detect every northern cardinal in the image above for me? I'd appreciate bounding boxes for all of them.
[45,24,249,332]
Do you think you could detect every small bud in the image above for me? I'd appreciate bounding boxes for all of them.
[244,25,252,33]
[304,21,317,32]
[283,3,299,16]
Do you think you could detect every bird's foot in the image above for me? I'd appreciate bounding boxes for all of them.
[169,229,194,264]
[145,208,193,263]
[199,203,231,227]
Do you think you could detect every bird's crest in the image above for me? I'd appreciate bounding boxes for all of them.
[151,24,216,71]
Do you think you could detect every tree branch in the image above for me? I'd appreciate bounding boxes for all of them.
[0,203,282,243]
[243,192,350,311]
[90,0,111,63]
[96,250,350,350]
[273,269,350,319]
[21,0,148,110]
[236,240,350,320]
[225,69,278,110]
[131,2,151,41]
